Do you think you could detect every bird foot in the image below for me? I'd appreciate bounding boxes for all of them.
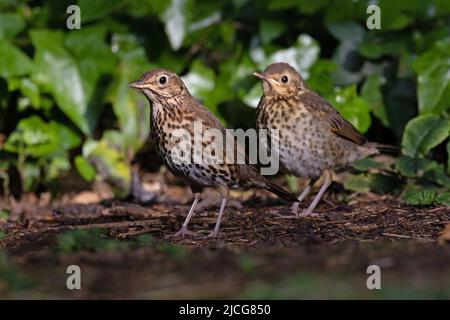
[298,209,319,218]
[274,207,318,219]
[166,226,197,239]
[203,229,220,239]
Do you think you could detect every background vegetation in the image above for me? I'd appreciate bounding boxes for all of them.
[0,0,449,204]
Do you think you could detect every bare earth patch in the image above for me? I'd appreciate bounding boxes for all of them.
[0,191,449,299]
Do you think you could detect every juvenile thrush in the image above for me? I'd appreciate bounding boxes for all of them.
[254,62,385,217]
[129,68,298,237]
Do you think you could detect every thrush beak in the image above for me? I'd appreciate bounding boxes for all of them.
[128,80,147,89]
[253,72,268,81]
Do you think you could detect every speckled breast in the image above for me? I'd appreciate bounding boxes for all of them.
[257,98,341,179]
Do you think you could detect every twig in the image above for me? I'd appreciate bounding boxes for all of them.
[382,233,411,239]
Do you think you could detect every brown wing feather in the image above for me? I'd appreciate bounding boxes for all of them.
[187,97,298,202]
[302,91,367,145]
[187,97,261,174]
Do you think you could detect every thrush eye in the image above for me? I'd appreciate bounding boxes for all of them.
[159,76,167,85]
[281,75,288,83]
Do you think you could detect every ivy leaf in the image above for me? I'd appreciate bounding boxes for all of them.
[30,30,90,134]
[395,156,438,177]
[108,47,151,154]
[78,0,124,22]
[259,19,285,44]
[0,39,33,78]
[413,39,450,114]
[0,12,25,39]
[401,114,450,157]
[343,174,371,193]
[330,85,372,133]
[353,158,390,172]
[74,155,96,182]
[4,116,80,157]
[242,83,263,109]
[267,34,320,80]
[361,75,389,127]
[162,0,193,51]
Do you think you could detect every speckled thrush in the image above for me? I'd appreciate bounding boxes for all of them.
[129,68,298,237]
[254,62,385,217]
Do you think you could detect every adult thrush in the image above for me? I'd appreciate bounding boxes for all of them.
[129,68,298,237]
[254,62,385,217]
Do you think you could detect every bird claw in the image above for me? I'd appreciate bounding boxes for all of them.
[298,209,318,218]
[166,227,197,239]
[204,230,220,239]
[274,208,318,219]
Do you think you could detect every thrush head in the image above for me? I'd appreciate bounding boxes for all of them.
[129,68,187,104]
[253,62,307,98]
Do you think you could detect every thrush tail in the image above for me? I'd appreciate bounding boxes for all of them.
[370,142,398,154]
[264,181,299,203]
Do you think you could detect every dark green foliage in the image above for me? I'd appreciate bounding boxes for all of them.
[0,0,448,203]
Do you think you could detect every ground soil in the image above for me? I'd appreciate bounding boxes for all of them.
[0,182,449,299]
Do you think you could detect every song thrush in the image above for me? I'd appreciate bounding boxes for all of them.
[254,62,384,217]
[129,68,298,237]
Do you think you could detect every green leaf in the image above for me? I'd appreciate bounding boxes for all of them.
[0,39,33,78]
[162,0,193,50]
[330,85,372,133]
[424,165,450,189]
[30,29,90,134]
[260,19,285,44]
[65,26,117,131]
[307,59,336,96]
[108,47,151,154]
[413,39,450,114]
[436,192,450,205]
[182,60,215,107]
[403,188,437,206]
[242,83,263,109]
[219,21,235,45]
[353,158,390,172]
[22,162,40,192]
[285,175,298,193]
[326,22,364,43]
[370,173,402,194]
[19,78,40,109]
[266,34,320,80]
[74,155,96,182]
[0,209,10,223]
[4,116,80,157]
[84,136,131,198]
[361,75,389,127]
[395,156,438,177]
[344,174,371,193]
[78,0,124,22]
[46,155,71,180]
[0,12,25,39]
[401,114,450,157]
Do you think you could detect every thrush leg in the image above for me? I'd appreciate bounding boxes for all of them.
[171,192,201,238]
[299,170,332,217]
[207,188,229,238]
[276,178,315,219]
[290,179,312,215]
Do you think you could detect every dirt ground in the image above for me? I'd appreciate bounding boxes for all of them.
[0,182,449,299]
